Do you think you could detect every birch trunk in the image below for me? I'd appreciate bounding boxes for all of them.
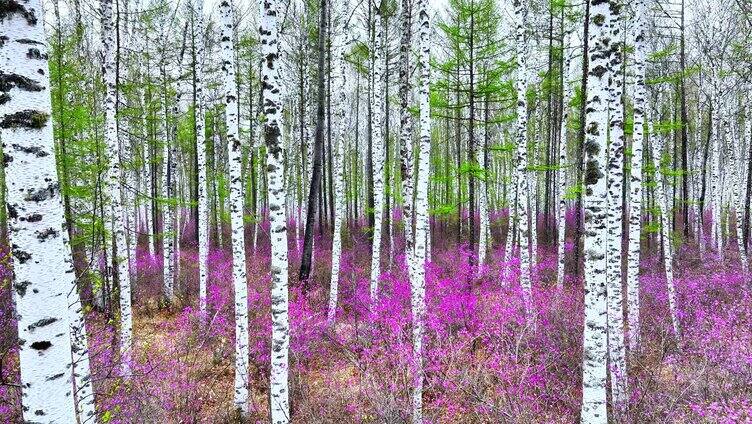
[370,7,386,302]
[649,115,681,340]
[580,0,612,420]
[1,0,92,419]
[100,0,133,373]
[732,118,749,273]
[163,28,188,303]
[328,0,351,325]
[220,0,251,414]
[605,3,627,408]
[710,84,722,253]
[408,2,430,420]
[627,0,647,352]
[399,0,414,263]
[513,0,532,318]
[261,0,290,420]
[194,0,209,318]
[556,9,577,291]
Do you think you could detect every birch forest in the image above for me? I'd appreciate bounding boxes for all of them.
[2,0,752,422]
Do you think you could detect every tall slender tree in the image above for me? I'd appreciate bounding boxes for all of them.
[580,0,612,420]
[261,0,291,420]
[1,0,93,420]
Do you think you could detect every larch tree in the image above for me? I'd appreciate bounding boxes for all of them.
[1,0,94,420]
[220,0,251,414]
[408,0,431,420]
[580,0,612,420]
[299,0,328,283]
[260,0,291,420]
[101,0,133,372]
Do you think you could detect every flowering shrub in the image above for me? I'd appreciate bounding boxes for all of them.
[0,210,750,422]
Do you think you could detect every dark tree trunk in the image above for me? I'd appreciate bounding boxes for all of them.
[299,0,328,282]
[573,0,590,276]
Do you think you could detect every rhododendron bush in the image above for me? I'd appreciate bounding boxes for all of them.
[1,212,749,423]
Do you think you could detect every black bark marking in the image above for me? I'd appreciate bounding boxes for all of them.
[24,183,57,202]
[30,340,52,351]
[0,71,43,93]
[0,109,49,129]
[17,38,43,45]
[24,213,42,222]
[36,227,58,241]
[12,143,48,157]
[0,35,7,47]
[35,409,45,416]
[591,65,607,78]
[14,280,30,297]
[0,0,38,25]
[585,160,602,186]
[46,373,65,381]
[28,317,58,331]
[26,47,46,60]
[12,245,31,263]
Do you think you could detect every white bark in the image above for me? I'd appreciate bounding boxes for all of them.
[605,5,627,408]
[408,2,430,421]
[1,1,91,420]
[648,115,681,341]
[513,0,532,318]
[328,0,351,325]
[261,0,290,420]
[194,0,210,319]
[370,7,386,302]
[580,0,611,421]
[556,10,577,291]
[220,0,251,414]
[627,0,647,353]
[710,85,722,253]
[163,27,189,303]
[100,0,133,373]
[399,0,415,267]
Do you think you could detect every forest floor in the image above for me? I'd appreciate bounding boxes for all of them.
[1,221,752,423]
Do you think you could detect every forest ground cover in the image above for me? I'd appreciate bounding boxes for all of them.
[1,211,751,423]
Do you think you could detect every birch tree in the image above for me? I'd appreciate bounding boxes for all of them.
[0,0,93,420]
[408,1,431,420]
[220,0,251,414]
[261,0,291,420]
[101,0,133,372]
[399,0,414,263]
[580,0,612,420]
[328,0,351,325]
[513,0,532,318]
[649,105,681,341]
[627,0,647,353]
[605,0,626,408]
[556,1,579,291]
[193,0,210,318]
[370,4,386,302]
